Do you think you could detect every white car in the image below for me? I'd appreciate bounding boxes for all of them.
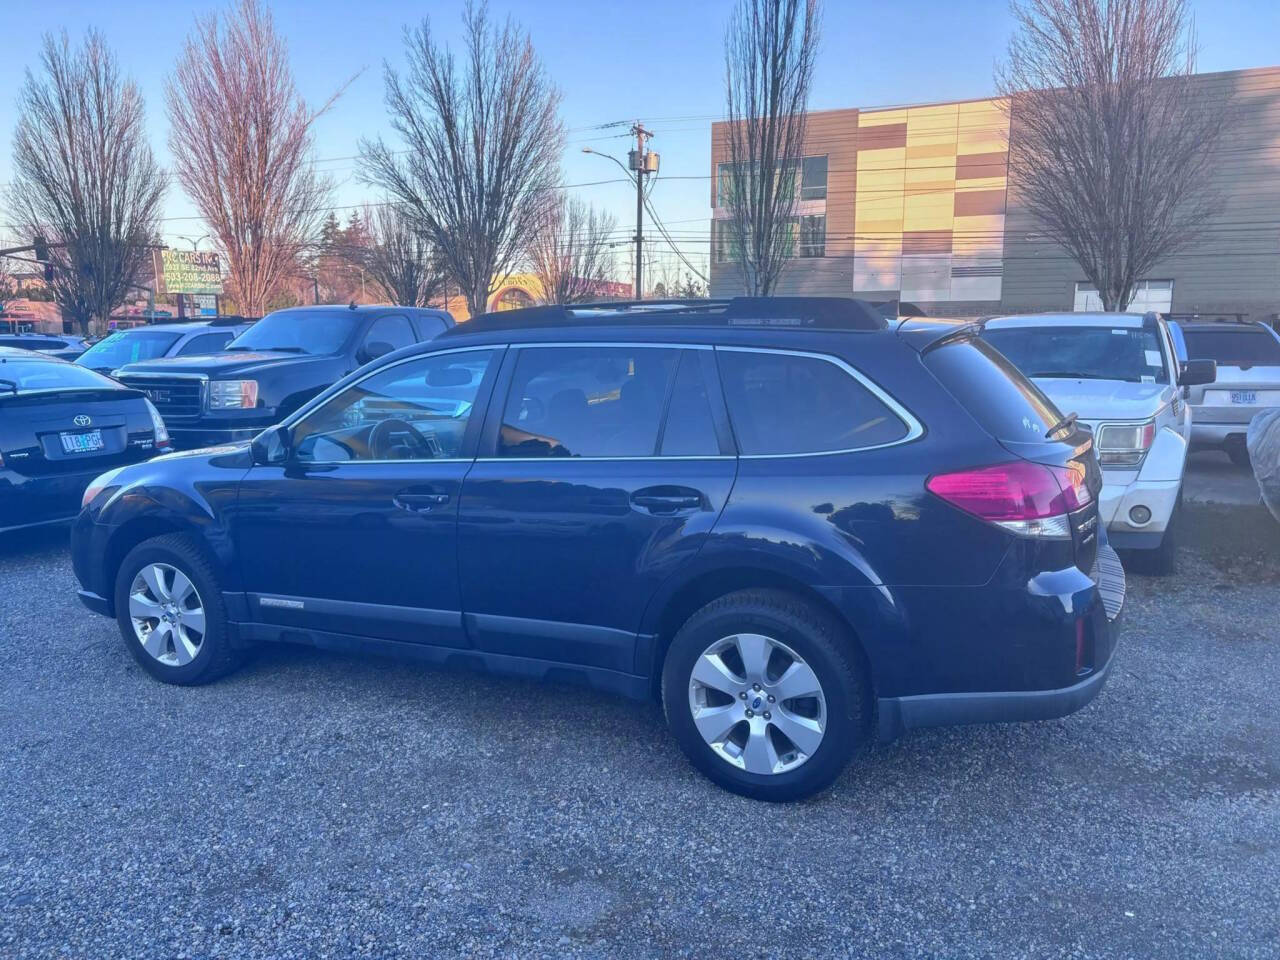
[980,312,1216,573]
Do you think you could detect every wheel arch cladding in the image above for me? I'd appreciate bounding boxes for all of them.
[646,566,877,710]
[104,516,208,613]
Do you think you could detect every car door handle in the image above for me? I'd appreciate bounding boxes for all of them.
[631,488,704,513]
[394,491,450,512]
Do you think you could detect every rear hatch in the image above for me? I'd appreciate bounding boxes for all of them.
[920,335,1103,573]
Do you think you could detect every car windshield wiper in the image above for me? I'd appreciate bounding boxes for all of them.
[0,378,18,395]
[1044,411,1079,439]
[226,345,306,353]
[1026,371,1098,379]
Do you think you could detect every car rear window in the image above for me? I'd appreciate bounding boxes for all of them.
[1183,328,1280,365]
[0,359,118,393]
[923,338,1064,443]
[716,349,910,455]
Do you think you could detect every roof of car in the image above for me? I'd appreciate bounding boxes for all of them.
[110,319,252,334]
[0,345,68,361]
[270,304,453,319]
[1178,320,1271,332]
[440,297,890,339]
[984,312,1150,329]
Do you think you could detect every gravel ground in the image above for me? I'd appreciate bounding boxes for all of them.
[0,513,1277,959]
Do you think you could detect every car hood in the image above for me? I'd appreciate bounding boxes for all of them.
[1032,378,1173,421]
[115,351,332,378]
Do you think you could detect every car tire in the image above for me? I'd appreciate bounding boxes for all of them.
[1226,442,1251,469]
[113,533,243,685]
[662,589,868,802]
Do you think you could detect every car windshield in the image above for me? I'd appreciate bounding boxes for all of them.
[982,324,1169,384]
[226,311,359,355]
[76,330,182,368]
[1183,328,1280,365]
[0,359,118,393]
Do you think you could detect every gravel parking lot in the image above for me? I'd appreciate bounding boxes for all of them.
[1,497,1277,958]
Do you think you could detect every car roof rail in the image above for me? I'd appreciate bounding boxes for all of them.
[1164,312,1253,325]
[447,297,889,334]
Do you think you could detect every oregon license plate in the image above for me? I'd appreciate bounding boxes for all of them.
[60,430,104,454]
[1230,390,1257,404]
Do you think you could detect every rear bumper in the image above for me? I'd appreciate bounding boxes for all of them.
[878,655,1114,741]
[1,468,114,533]
[874,542,1124,742]
[1190,421,1251,447]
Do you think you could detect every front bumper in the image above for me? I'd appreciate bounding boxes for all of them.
[1096,474,1180,549]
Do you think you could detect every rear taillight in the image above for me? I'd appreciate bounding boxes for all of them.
[926,460,1091,539]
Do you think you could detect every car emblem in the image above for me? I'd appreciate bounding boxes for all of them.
[149,389,169,402]
[73,414,92,428]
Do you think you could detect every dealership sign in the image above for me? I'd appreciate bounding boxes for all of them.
[155,249,224,295]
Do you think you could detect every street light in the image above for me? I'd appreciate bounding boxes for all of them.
[174,234,211,251]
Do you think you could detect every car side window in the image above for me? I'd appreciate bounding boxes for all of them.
[659,351,720,456]
[363,316,416,355]
[176,332,233,356]
[717,349,910,456]
[498,346,680,458]
[412,315,448,341]
[291,349,497,463]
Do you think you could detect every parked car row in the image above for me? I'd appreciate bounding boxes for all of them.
[3,296,1273,799]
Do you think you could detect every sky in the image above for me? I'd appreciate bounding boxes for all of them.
[3,0,1279,285]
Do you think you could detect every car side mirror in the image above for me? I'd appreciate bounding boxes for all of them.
[1180,358,1217,387]
[250,424,291,465]
[358,340,395,365]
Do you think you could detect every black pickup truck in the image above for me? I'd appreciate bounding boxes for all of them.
[115,305,454,449]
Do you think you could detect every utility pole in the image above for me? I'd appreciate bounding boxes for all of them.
[628,124,658,299]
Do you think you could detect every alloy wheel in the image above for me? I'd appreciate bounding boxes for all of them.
[687,633,827,775]
[127,563,207,667]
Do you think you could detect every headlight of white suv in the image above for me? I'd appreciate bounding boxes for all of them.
[1097,420,1156,467]
[207,379,259,409]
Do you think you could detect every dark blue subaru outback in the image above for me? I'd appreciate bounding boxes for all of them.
[71,298,1124,801]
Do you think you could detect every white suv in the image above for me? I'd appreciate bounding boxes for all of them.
[980,312,1216,573]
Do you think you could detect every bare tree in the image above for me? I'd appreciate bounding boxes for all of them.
[529,196,618,304]
[8,32,165,335]
[998,0,1228,310]
[361,1,564,318]
[166,0,342,316]
[721,0,820,296]
[356,203,446,307]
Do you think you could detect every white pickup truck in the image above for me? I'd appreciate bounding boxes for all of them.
[980,312,1216,573]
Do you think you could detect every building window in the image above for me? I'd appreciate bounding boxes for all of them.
[1074,279,1173,314]
[798,215,826,258]
[801,156,828,200]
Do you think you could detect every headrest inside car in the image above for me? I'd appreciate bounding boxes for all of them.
[426,366,472,387]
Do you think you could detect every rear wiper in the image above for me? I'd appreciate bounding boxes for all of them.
[1045,411,1078,439]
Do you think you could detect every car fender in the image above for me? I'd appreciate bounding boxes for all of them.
[1138,424,1189,484]
[636,507,908,679]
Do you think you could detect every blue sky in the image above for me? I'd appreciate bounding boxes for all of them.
[3,0,1278,281]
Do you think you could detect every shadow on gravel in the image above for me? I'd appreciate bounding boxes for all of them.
[1181,501,1280,584]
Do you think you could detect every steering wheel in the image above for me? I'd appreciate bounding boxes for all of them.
[368,418,436,460]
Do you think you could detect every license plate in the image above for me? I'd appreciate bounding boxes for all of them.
[60,430,104,454]
[1230,390,1257,404]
